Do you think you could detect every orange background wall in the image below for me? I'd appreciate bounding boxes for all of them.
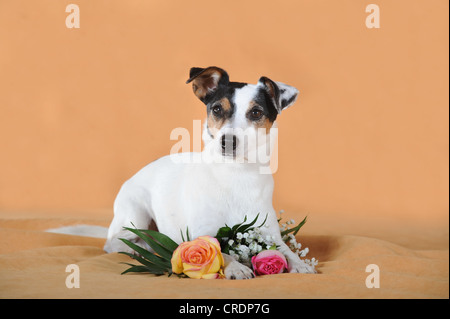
[0,1,448,241]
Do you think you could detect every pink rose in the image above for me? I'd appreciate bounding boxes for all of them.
[251,250,288,276]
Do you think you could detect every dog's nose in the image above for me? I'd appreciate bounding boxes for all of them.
[221,134,237,151]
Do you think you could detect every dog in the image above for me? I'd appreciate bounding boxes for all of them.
[103,66,315,279]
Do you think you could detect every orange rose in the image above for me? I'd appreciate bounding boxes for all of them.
[171,236,224,279]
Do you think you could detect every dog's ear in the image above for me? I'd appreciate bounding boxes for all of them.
[186,67,229,102]
[258,76,299,113]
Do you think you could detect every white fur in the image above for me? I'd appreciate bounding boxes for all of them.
[233,84,258,129]
[104,82,315,279]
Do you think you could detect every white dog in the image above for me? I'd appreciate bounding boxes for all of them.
[103,66,315,279]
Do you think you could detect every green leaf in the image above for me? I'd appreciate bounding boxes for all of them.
[186,227,191,242]
[118,252,167,275]
[118,250,164,271]
[180,227,191,243]
[231,216,246,233]
[257,213,268,228]
[215,226,233,252]
[118,238,172,270]
[292,216,307,236]
[215,226,232,241]
[236,214,259,234]
[146,229,179,252]
[135,228,179,252]
[117,225,185,277]
[122,227,174,260]
[120,263,156,275]
[222,244,230,254]
[280,216,307,237]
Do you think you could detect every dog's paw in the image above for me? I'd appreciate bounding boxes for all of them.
[224,261,255,280]
[288,260,317,274]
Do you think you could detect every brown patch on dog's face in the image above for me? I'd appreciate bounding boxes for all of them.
[207,97,233,137]
[219,97,232,113]
[207,113,224,137]
[256,117,274,134]
[246,100,274,134]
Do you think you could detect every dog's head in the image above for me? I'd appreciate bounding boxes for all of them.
[187,66,299,163]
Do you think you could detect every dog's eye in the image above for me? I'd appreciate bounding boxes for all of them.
[249,108,263,120]
[212,104,223,116]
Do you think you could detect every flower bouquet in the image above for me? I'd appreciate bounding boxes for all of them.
[119,211,317,279]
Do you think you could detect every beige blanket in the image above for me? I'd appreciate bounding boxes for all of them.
[0,213,447,299]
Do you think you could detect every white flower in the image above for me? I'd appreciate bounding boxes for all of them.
[249,242,259,254]
[304,257,318,268]
[299,247,309,257]
[236,232,243,240]
[238,244,250,254]
[228,239,234,246]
